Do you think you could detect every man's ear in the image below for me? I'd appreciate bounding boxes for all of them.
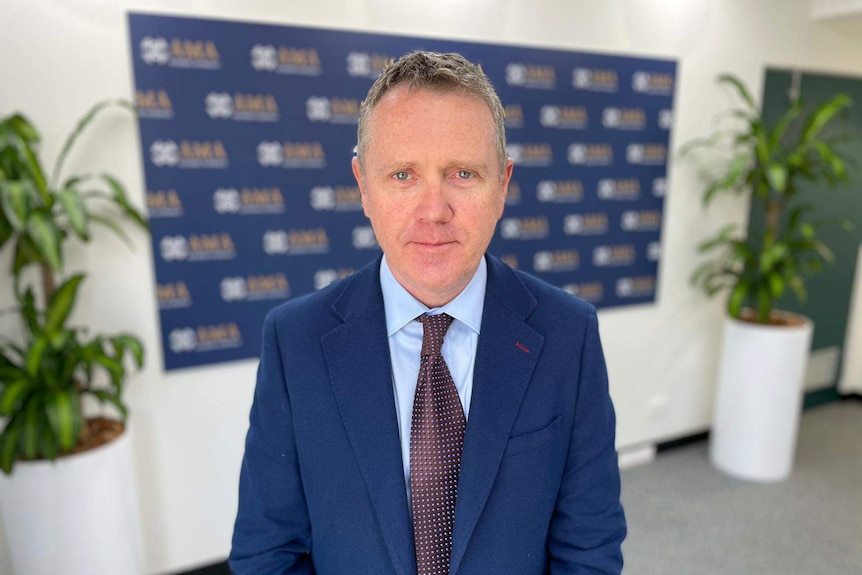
[498,158,514,218]
[352,157,371,218]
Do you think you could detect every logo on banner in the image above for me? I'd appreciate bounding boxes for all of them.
[536,180,584,203]
[221,274,290,302]
[310,186,362,211]
[352,226,379,249]
[150,140,228,169]
[169,323,242,354]
[504,104,524,128]
[621,210,662,232]
[563,281,604,303]
[505,63,556,89]
[572,68,619,92]
[257,141,326,168]
[626,143,667,165]
[632,71,674,95]
[567,143,613,166]
[564,213,609,236]
[593,244,636,267]
[601,107,646,130]
[658,109,673,130]
[250,45,322,75]
[213,187,285,215]
[136,90,174,119]
[140,36,220,69]
[598,178,641,201]
[499,216,550,240]
[306,97,361,124]
[313,268,356,290]
[506,143,553,167]
[652,177,667,197]
[505,181,522,205]
[616,276,656,298]
[147,189,183,218]
[205,92,280,122]
[647,241,662,261]
[160,233,236,262]
[346,52,394,78]
[157,281,192,309]
[263,229,330,255]
[540,106,588,129]
[533,249,580,272]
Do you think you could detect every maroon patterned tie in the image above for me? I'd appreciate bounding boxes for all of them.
[410,313,465,575]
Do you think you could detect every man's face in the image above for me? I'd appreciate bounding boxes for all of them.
[353,86,513,308]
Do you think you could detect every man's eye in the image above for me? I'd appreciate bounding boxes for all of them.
[393,171,410,181]
[456,170,473,180]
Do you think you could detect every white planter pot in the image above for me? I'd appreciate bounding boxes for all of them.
[710,312,814,482]
[0,422,144,575]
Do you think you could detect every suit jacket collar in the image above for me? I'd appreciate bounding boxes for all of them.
[324,254,544,575]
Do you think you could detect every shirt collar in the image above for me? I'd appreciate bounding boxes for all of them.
[380,255,486,337]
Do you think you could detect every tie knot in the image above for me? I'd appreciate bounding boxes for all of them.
[417,313,454,357]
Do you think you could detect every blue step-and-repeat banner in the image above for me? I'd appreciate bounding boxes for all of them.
[127,13,676,371]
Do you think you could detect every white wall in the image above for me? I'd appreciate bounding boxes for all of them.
[3,0,862,572]
[811,0,862,18]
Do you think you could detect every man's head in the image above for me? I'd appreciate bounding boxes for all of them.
[352,51,513,308]
[356,51,508,177]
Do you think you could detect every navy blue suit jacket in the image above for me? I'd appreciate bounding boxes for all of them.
[230,254,626,574]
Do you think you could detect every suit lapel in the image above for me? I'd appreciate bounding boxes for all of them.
[322,259,416,575]
[450,256,544,575]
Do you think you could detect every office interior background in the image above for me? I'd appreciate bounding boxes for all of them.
[1,0,861,573]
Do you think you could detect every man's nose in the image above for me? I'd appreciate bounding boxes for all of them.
[415,178,453,223]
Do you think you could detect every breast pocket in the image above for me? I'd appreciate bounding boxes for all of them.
[503,416,561,458]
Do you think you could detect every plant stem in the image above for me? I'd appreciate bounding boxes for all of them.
[40,261,56,304]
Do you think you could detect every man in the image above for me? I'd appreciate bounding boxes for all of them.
[231,51,626,574]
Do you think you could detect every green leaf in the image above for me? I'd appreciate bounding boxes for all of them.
[90,214,134,248]
[20,395,43,459]
[44,274,84,336]
[718,74,757,111]
[0,180,36,231]
[1,114,48,200]
[4,113,40,144]
[88,389,128,420]
[101,173,149,231]
[728,282,748,318]
[0,418,22,474]
[769,99,803,149]
[112,334,144,368]
[769,274,785,298]
[789,275,807,302]
[38,423,58,461]
[50,100,135,191]
[20,287,39,335]
[0,379,32,415]
[57,188,90,240]
[800,93,852,144]
[766,163,787,193]
[45,388,81,451]
[25,335,47,378]
[12,234,39,275]
[26,210,62,271]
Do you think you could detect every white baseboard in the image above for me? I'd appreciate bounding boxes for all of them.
[618,444,657,470]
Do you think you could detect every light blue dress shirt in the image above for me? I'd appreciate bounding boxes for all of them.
[379,255,486,497]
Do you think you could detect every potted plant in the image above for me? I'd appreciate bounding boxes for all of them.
[0,101,149,573]
[684,74,852,482]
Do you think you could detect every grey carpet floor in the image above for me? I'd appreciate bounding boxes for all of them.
[620,400,862,575]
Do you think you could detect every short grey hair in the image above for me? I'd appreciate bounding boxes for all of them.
[356,50,508,175]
